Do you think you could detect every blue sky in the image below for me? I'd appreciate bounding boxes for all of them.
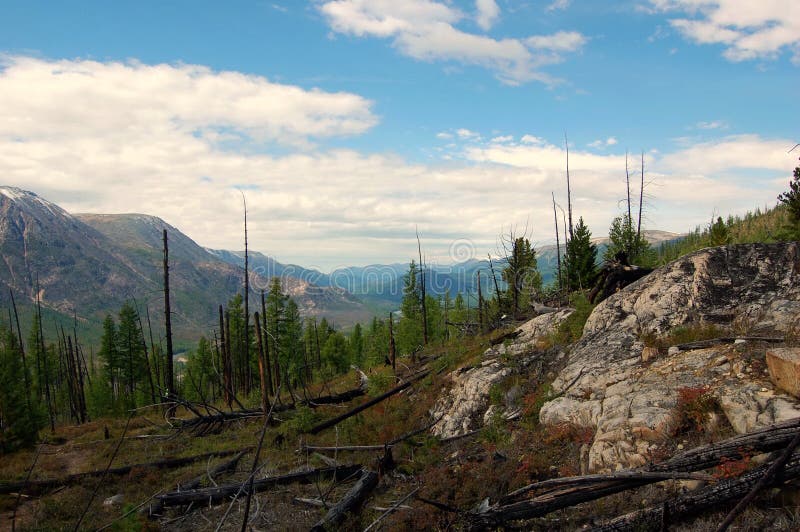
[0,1,798,270]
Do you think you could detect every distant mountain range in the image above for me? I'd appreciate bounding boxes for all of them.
[0,185,682,347]
[0,186,371,348]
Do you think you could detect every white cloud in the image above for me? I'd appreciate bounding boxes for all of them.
[695,120,728,130]
[0,56,377,147]
[436,131,454,139]
[318,0,587,85]
[650,0,800,63]
[456,128,481,139]
[588,137,618,149]
[526,31,587,52]
[475,0,500,31]
[546,0,571,12]
[0,56,794,269]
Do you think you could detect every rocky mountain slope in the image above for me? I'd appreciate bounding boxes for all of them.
[431,242,800,474]
[0,186,371,345]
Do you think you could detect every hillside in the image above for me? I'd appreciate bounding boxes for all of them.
[0,187,371,347]
[2,241,799,531]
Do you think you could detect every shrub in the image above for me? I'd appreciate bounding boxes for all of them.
[672,386,718,435]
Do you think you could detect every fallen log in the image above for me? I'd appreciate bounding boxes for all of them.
[672,336,784,352]
[145,450,247,517]
[0,447,250,496]
[489,329,521,346]
[175,384,368,434]
[469,418,800,528]
[310,468,379,532]
[592,451,800,531]
[154,464,362,507]
[307,371,430,435]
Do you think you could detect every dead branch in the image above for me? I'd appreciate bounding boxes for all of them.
[154,464,362,507]
[146,451,247,518]
[469,418,800,528]
[592,451,800,531]
[306,370,430,435]
[310,468,379,532]
[0,447,250,497]
[671,336,784,352]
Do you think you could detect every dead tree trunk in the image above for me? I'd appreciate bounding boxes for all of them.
[162,229,175,396]
[477,271,484,333]
[260,291,274,397]
[552,192,562,291]
[637,151,644,241]
[36,276,54,432]
[219,305,231,408]
[388,312,396,371]
[254,311,268,412]
[307,371,429,435]
[565,132,574,241]
[154,465,362,507]
[310,469,379,532]
[417,228,428,346]
[9,290,31,411]
[241,192,251,395]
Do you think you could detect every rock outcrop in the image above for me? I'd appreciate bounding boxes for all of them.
[430,309,573,438]
[540,243,800,472]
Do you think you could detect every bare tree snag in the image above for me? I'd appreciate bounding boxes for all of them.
[240,191,251,396]
[637,151,644,240]
[417,227,428,346]
[162,229,175,395]
[219,305,231,408]
[36,275,54,432]
[310,469,379,532]
[477,271,484,332]
[552,192,562,291]
[254,311,268,412]
[9,289,31,412]
[565,132,574,241]
[260,290,274,397]
[388,312,396,371]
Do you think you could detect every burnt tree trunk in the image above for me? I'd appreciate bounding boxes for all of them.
[162,229,175,395]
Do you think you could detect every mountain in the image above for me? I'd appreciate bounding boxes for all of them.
[210,229,683,313]
[0,186,371,348]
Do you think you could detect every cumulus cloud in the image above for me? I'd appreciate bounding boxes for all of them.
[318,0,588,84]
[0,56,377,147]
[588,137,618,149]
[475,0,500,31]
[650,0,800,63]
[0,56,794,269]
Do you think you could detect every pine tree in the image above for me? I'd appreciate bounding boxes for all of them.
[281,298,304,385]
[397,260,423,355]
[564,217,598,291]
[604,214,653,266]
[0,327,40,451]
[117,302,146,408]
[708,216,731,246]
[501,237,541,314]
[98,314,120,401]
[778,163,800,238]
[350,323,364,367]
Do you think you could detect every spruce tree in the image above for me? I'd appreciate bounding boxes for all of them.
[397,260,423,354]
[501,237,541,314]
[564,217,598,291]
[778,162,800,238]
[0,327,40,451]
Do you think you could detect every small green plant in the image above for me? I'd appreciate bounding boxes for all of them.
[549,293,594,345]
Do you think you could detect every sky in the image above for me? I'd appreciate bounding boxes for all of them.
[0,0,798,272]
